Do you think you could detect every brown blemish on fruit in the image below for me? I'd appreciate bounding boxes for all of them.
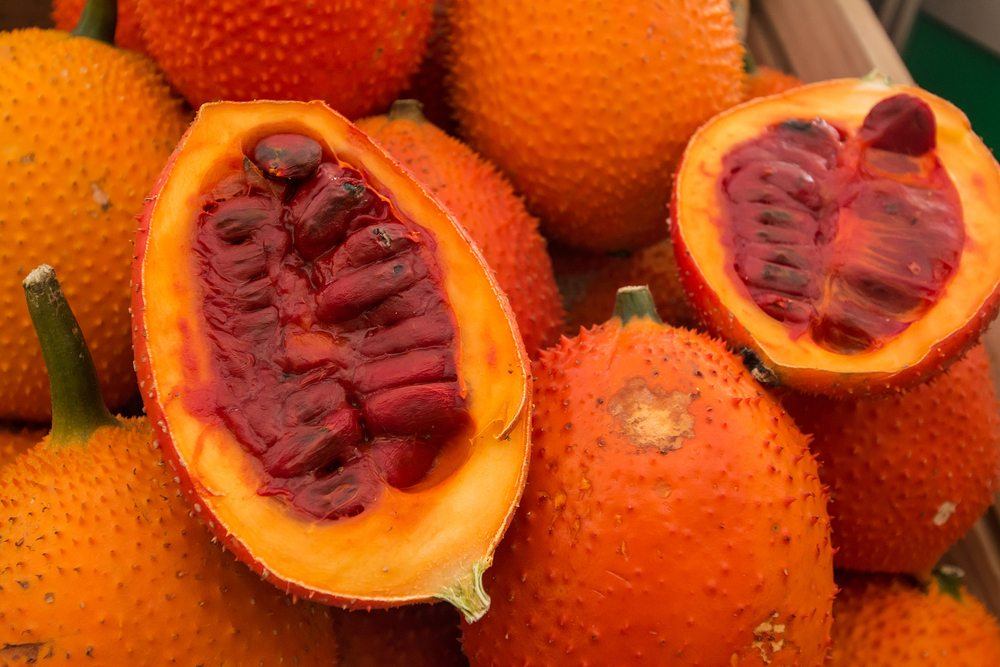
[1,642,49,662]
[607,377,696,453]
[751,611,787,664]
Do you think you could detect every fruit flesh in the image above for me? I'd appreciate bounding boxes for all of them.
[135,101,530,607]
[673,79,1000,391]
[721,94,963,354]
[192,133,469,521]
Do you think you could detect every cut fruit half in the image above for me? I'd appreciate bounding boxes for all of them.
[132,101,530,620]
[673,77,1000,393]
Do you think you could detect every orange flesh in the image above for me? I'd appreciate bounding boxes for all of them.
[189,133,469,521]
[720,94,963,354]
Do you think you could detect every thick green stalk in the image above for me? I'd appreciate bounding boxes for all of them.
[388,99,429,123]
[71,0,117,45]
[23,265,117,447]
[613,285,663,324]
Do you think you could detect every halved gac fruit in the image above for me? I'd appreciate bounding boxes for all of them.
[132,101,530,620]
[673,78,1000,393]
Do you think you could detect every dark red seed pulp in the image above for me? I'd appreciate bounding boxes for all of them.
[718,94,964,353]
[191,133,470,520]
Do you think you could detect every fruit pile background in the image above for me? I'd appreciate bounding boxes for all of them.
[1,0,999,665]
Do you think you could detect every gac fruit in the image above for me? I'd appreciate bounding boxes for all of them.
[53,0,144,51]
[745,65,803,100]
[0,266,339,664]
[673,78,1000,394]
[0,426,44,467]
[133,101,530,621]
[358,100,564,355]
[136,0,433,118]
[332,604,465,667]
[832,572,1000,666]
[448,0,744,251]
[461,287,834,665]
[553,240,697,333]
[0,0,188,422]
[782,345,1000,575]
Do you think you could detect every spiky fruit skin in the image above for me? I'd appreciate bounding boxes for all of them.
[357,109,564,356]
[745,66,802,100]
[448,0,744,251]
[0,426,44,467]
[332,604,466,667]
[461,320,834,665]
[553,240,697,333]
[832,575,1000,666]
[0,418,339,664]
[52,0,145,51]
[0,29,188,422]
[783,346,1000,575]
[136,0,433,117]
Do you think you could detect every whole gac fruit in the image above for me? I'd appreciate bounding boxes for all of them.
[448,0,744,251]
[358,100,564,355]
[332,604,465,667]
[0,266,340,664]
[553,240,697,333]
[832,572,1000,666]
[52,0,145,51]
[461,287,834,665]
[782,345,1000,575]
[0,0,188,422]
[0,426,44,467]
[136,0,434,118]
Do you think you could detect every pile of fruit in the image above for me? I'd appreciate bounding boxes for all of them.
[2,0,998,664]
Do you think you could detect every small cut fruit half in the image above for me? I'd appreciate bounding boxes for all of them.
[673,77,1000,393]
[132,101,530,620]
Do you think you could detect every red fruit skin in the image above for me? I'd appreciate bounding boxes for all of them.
[832,575,1000,666]
[136,0,434,117]
[332,604,466,667]
[783,345,1000,575]
[461,319,834,666]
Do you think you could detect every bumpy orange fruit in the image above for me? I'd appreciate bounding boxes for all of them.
[358,100,564,355]
[449,0,744,251]
[52,0,145,51]
[783,345,1000,575]
[332,605,465,667]
[832,573,1000,666]
[0,426,43,467]
[137,0,434,118]
[554,240,697,333]
[745,65,803,100]
[462,288,834,665]
[0,26,188,421]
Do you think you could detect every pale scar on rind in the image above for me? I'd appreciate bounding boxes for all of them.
[607,377,697,453]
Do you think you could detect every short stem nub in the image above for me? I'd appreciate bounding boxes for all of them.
[613,285,663,324]
[437,558,492,623]
[24,265,117,447]
[388,99,428,124]
[71,0,117,45]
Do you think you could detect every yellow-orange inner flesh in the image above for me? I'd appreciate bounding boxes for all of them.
[718,94,963,354]
[676,80,1000,377]
[140,102,529,600]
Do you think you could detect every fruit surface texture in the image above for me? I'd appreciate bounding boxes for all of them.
[783,345,1000,574]
[0,426,43,467]
[832,574,1000,666]
[449,0,744,251]
[461,289,834,665]
[673,78,1000,393]
[745,66,802,100]
[133,101,530,617]
[358,100,564,356]
[0,27,188,421]
[137,0,433,117]
[332,604,466,667]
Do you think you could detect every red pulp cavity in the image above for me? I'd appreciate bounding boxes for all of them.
[191,133,469,520]
[718,94,964,353]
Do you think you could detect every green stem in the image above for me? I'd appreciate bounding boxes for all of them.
[933,565,966,602]
[437,559,492,623]
[23,265,117,447]
[613,286,662,324]
[388,99,428,123]
[71,0,117,45]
